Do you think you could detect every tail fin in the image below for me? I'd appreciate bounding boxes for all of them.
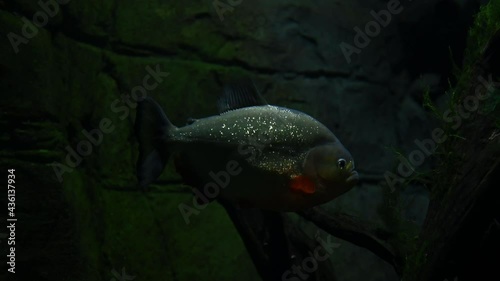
[135,97,175,188]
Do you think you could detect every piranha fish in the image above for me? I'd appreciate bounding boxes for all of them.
[135,81,358,211]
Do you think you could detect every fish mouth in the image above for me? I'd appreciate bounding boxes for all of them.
[346,170,359,184]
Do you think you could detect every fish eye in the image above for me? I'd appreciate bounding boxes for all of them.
[337,158,346,169]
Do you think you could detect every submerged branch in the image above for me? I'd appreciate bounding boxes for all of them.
[297,207,402,273]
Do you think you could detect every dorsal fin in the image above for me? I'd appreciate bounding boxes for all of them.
[217,80,268,114]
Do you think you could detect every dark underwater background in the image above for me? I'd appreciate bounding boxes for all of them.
[0,0,499,281]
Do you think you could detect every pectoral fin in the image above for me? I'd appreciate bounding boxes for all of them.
[289,175,316,194]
